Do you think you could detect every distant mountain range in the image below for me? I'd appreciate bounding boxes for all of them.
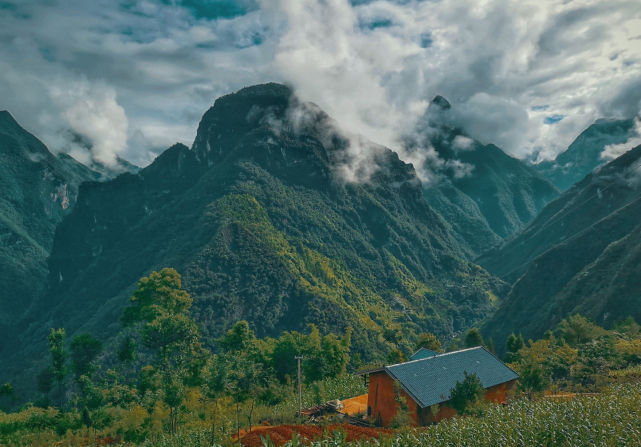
[480,143,641,354]
[410,96,560,257]
[535,118,637,191]
[0,84,508,394]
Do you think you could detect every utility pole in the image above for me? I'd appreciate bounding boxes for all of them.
[295,355,303,420]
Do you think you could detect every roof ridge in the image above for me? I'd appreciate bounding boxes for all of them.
[389,346,484,368]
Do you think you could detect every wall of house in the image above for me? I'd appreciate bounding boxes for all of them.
[420,379,518,425]
[368,375,518,427]
[366,371,419,427]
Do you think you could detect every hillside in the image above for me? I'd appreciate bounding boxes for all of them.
[0,111,101,334]
[410,97,560,256]
[535,118,637,191]
[479,144,641,353]
[2,84,508,391]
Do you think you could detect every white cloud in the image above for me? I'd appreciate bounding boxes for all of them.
[452,135,475,151]
[0,0,640,170]
[601,117,641,160]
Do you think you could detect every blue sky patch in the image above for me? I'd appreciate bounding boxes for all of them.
[359,18,394,30]
[531,105,549,111]
[420,32,433,48]
[162,0,257,20]
[544,114,565,124]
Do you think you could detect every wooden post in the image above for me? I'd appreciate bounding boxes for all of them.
[295,356,303,420]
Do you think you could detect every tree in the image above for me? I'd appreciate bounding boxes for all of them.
[415,332,442,353]
[506,333,525,362]
[382,326,402,347]
[122,269,200,371]
[47,328,67,408]
[517,361,548,398]
[387,349,407,364]
[486,338,496,355]
[320,328,352,378]
[218,321,257,353]
[0,383,14,411]
[118,336,138,363]
[448,372,484,415]
[464,328,484,348]
[555,314,606,347]
[70,333,103,379]
[121,268,192,327]
[120,268,202,434]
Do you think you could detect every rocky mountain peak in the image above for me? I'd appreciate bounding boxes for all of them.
[430,95,452,110]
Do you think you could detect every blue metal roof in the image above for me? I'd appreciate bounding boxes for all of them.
[385,347,519,408]
[410,347,440,360]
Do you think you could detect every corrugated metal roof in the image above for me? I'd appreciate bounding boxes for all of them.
[385,347,519,408]
[410,347,440,360]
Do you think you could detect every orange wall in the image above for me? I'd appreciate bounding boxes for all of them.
[367,372,419,427]
[368,373,517,427]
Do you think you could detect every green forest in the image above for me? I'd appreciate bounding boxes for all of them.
[2,268,641,446]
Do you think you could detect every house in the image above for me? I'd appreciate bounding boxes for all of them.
[356,346,519,427]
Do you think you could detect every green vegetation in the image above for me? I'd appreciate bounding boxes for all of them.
[448,372,484,415]
[2,270,641,446]
[3,84,507,399]
[480,143,641,354]
[0,269,365,446]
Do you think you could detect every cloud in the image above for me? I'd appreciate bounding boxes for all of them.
[601,117,641,160]
[0,0,639,171]
[452,135,475,151]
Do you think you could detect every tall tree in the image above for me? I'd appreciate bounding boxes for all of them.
[47,328,67,408]
[70,333,103,379]
[506,333,525,363]
[120,268,201,433]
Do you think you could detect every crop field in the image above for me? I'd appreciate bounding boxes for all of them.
[138,383,641,447]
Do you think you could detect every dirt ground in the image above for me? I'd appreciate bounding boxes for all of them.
[240,424,392,447]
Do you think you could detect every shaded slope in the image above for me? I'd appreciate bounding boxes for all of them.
[480,145,641,354]
[411,98,560,256]
[0,111,100,331]
[536,118,637,191]
[4,84,507,392]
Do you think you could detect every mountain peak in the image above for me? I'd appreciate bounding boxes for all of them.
[0,110,23,133]
[430,95,452,110]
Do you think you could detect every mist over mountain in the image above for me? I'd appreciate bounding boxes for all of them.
[535,118,639,191]
[479,143,641,354]
[405,97,560,257]
[0,84,508,393]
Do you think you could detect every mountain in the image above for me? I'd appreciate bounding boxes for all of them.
[479,144,641,354]
[535,118,637,191]
[0,111,102,335]
[408,97,560,257]
[90,156,142,180]
[1,84,508,391]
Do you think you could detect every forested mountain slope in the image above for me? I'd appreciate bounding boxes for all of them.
[411,97,560,256]
[535,118,637,191]
[0,111,100,334]
[479,144,641,354]
[1,84,508,390]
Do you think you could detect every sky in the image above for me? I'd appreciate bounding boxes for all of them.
[0,0,640,168]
